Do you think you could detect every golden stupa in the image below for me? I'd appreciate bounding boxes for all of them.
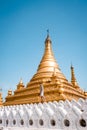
[4,33,86,106]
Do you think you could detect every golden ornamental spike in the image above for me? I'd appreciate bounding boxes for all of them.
[47,29,49,36]
[20,78,23,84]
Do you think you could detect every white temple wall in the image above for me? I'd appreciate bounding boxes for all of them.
[0,99,87,130]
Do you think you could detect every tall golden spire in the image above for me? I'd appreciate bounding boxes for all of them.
[71,65,78,87]
[28,32,67,87]
[37,31,60,73]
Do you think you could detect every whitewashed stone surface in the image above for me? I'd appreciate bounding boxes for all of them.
[0,98,87,130]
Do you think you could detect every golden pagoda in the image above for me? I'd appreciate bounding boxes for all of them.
[4,33,86,106]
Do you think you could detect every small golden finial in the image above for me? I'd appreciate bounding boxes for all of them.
[71,62,73,69]
[17,78,24,90]
[8,89,12,96]
[19,78,23,84]
[45,29,51,43]
[71,64,78,87]
[47,29,49,37]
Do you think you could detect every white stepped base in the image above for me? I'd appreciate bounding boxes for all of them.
[0,99,87,130]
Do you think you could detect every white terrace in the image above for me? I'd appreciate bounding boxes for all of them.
[0,98,87,130]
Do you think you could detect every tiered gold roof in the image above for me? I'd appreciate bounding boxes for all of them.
[4,34,86,106]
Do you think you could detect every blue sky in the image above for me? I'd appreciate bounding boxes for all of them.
[0,0,87,100]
